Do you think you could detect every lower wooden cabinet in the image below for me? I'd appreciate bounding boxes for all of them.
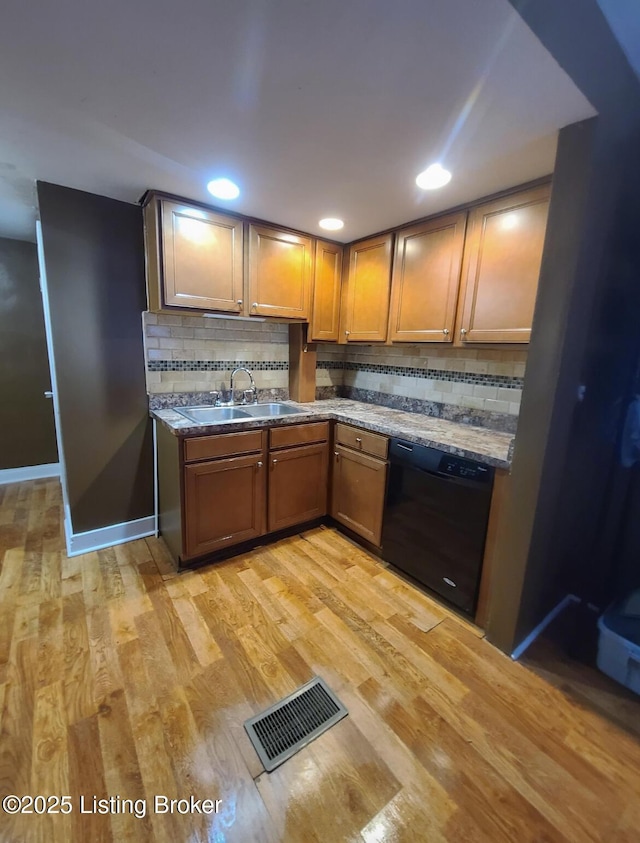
[157,421,331,566]
[268,442,328,532]
[184,453,266,559]
[331,444,388,547]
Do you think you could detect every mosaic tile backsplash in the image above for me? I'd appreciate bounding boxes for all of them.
[143,312,290,395]
[143,313,527,432]
[316,343,526,420]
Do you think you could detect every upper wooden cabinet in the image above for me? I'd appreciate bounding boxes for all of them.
[145,197,244,313]
[389,212,467,343]
[248,224,312,319]
[342,234,393,342]
[143,182,550,340]
[456,185,551,344]
[143,193,315,320]
[310,240,343,341]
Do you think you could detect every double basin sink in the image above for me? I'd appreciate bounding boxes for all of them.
[175,403,307,425]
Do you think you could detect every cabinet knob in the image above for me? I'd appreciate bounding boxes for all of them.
[237,299,243,307]
[272,459,278,467]
[460,328,467,339]
[442,328,449,335]
[256,461,263,469]
[345,330,350,337]
[251,302,258,311]
[355,437,362,444]
[334,451,339,459]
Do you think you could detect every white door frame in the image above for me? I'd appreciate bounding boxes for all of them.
[36,219,74,554]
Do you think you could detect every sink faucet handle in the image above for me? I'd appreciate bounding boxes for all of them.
[209,390,221,406]
[242,388,257,405]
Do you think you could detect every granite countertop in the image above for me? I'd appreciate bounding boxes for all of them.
[151,398,513,469]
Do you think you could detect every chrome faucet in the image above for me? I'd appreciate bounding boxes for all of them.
[229,366,257,404]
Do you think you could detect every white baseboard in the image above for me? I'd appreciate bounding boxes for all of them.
[511,594,580,661]
[0,462,60,485]
[65,515,156,557]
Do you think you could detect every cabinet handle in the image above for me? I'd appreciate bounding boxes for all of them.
[271,459,278,468]
[251,302,258,311]
[345,330,350,337]
[334,451,339,460]
[256,461,263,469]
[237,299,243,308]
[460,328,467,339]
[442,328,449,335]
[355,437,362,444]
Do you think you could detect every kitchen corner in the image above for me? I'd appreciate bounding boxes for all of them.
[139,179,542,625]
[151,384,513,628]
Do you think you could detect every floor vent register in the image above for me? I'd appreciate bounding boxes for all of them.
[244,676,348,771]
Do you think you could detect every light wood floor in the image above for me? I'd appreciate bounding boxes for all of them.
[1,479,639,842]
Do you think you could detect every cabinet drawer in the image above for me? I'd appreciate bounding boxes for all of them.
[183,430,266,463]
[335,423,388,459]
[269,422,329,450]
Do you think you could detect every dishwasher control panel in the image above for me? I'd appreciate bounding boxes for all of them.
[438,455,492,482]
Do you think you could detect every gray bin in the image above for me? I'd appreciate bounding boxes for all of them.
[597,604,640,695]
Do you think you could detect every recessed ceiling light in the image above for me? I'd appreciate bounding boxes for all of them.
[415,164,452,190]
[207,178,240,200]
[319,218,344,231]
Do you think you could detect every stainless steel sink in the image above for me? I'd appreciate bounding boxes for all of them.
[241,403,307,417]
[175,402,307,424]
[176,406,252,423]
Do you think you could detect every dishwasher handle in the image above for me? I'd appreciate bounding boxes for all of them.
[389,438,494,486]
[389,438,444,473]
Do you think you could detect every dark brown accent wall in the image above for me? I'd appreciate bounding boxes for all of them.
[37,182,153,533]
[0,237,58,469]
[487,0,640,653]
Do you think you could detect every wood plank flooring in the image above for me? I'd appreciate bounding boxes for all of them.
[1,478,639,842]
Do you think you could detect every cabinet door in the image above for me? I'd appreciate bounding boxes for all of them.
[310,240,343,341]
[331,445,387,546]
[268,442,328,532]
[184,454,266,558]
[161,200,244,312]
[248,225,312,319]
[457,185,550,344]
[389,212,466,342]
[343,234,393,342]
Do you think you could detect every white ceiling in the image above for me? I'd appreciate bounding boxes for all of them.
[0,0,595,243]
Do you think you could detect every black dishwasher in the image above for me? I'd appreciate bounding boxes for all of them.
[381,438,494,615]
